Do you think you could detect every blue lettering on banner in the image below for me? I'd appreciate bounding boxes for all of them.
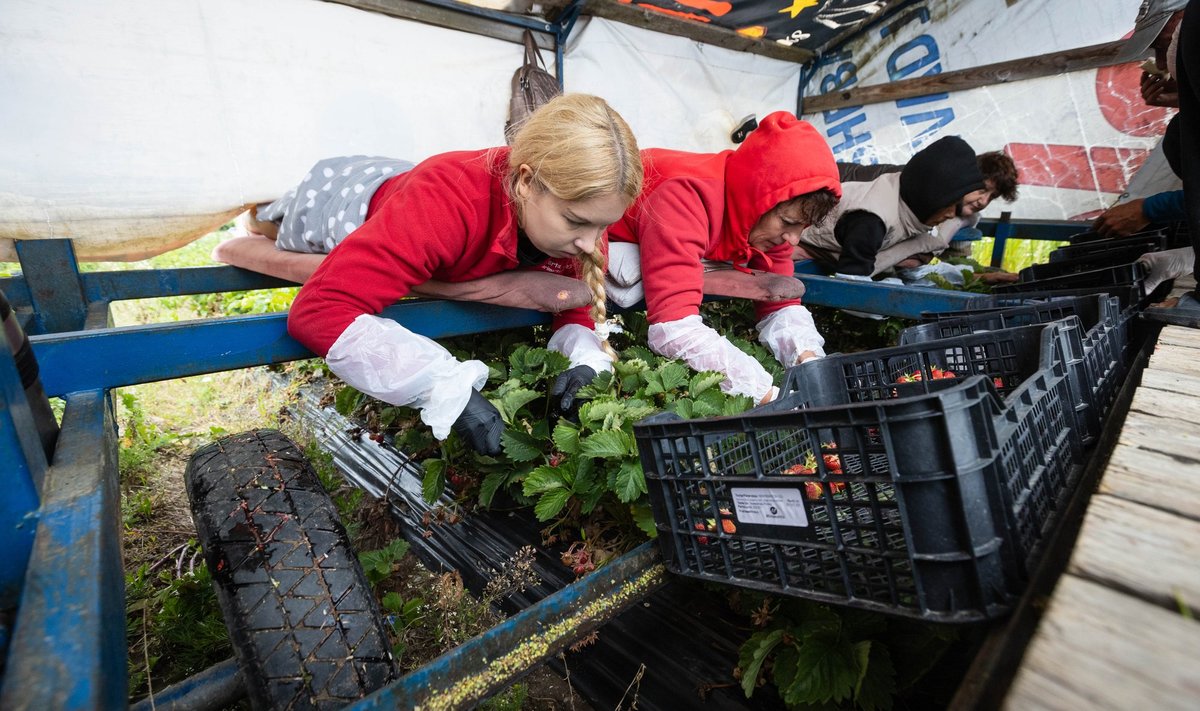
[815,58,874,163]
[886,32,955,148]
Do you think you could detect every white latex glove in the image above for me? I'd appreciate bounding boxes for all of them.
[896,261,970,286]
[757,305,826,367]
[326,314,488,439]
[605,242,645,308]
[547,323,615,373]
[1139,247,1194,295]
[648,315,776,402]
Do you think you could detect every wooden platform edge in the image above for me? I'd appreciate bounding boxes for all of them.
[947,321,1162,711]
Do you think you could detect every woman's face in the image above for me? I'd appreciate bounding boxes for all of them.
[516,166,629,259]
[747,201,811,251]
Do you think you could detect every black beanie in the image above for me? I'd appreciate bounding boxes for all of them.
[899,136,986,223]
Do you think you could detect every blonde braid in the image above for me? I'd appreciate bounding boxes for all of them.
[579,250,618,362]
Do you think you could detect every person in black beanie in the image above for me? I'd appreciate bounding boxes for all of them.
[796,135,990,277]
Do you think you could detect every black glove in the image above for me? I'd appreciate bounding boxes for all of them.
[452,390,504,456]
[549,365,597,422]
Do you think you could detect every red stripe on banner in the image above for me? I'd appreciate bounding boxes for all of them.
[1005,143,1150,193]
[1095,62,1175,138]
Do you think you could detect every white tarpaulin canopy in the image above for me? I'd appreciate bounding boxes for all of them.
[0,0,1174,259]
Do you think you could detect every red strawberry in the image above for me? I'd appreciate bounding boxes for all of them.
[993,377,1004,389]
[693,523,710,545]
[804,481,824,500]
[822,454,843,474]
[718,509,737,535]
[895,371,922,383]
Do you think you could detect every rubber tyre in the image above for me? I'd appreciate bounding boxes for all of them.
[185,429,396,710]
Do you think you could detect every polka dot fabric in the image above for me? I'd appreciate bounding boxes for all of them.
[258,156,414,254]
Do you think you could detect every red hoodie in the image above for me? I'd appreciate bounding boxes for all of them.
[608,112,841,324]
[288,148,592,356]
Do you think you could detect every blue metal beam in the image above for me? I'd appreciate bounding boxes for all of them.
[128,658,244,711]
[346,543,666,710]
[31,299,555,397]
[0,266,298,311]
[796,273,988,318]
[978,217,1086,243]
[0,390,125,710]
[0,345,44,608]
[14,240,88,334]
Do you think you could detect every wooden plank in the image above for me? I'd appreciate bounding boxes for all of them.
[803,41,1124,113]
[1156,325,1200,350]
[326,0,556,46]
[1068,496,1200,610]
[1004,575,1200,711]
[1102,444,1200,519]
[1126,388,1200,424]
[1118,414,1200,458]
[1146,349,1200,377]
[1138,368,1200,398]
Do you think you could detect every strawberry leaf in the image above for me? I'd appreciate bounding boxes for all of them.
[580,429,635,459]
[421,458,446,504]
[739,628,785,698]
[533,487,571,521]
[578,400,623,429]
[501,429,544,462]
[552,422,581,455]
[780,627,859,706]
[689,371,725,397]
[478,471,507,508]
[522,465,567,496]
[724,393,755,416]
[496,388,541,424]
[630,501,658,538]
[613,459,646,502]
[334,386,364,416]
[854,641,896,711]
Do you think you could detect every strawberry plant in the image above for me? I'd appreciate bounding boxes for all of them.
[733,597,958,710]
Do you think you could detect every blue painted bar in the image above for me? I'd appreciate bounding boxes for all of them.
[82,266,298,302]
[978,218,1087,243]
[990,212,1016,269]
[796,273,987,318]
[0,390,125,710]
[0,277,32,310]
[14,240,88,334]
[129,658,244,711]
[0,266,296,311]
[31,300,555,397]
[0,346,44,608]
[346,543,665,710]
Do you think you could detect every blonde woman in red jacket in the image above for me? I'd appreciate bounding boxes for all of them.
[607,112,840,404]
[284,94,642,455]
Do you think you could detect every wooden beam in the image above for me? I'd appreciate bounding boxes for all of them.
[803,40,1127,113]
[324,0,557,48]
[542,0,814,63]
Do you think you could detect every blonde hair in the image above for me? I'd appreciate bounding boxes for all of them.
[508,94,641,362]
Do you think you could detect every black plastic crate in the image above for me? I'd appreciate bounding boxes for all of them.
[634,323,1085,621]
[1033,243,1161,278]
[909,294,1115,335]
[993,261,1146,309]
[900,299,1117,446]
[783,323,1086,566]
[1064,226,1166,246]
[635,377,1013,622]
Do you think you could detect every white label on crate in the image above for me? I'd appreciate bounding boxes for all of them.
[730,487,810,528]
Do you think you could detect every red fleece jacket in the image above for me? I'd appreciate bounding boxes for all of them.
[608,112,841,324]
[288,148,592,356]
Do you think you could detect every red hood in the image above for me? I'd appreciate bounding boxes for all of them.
[720,112,841,259]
